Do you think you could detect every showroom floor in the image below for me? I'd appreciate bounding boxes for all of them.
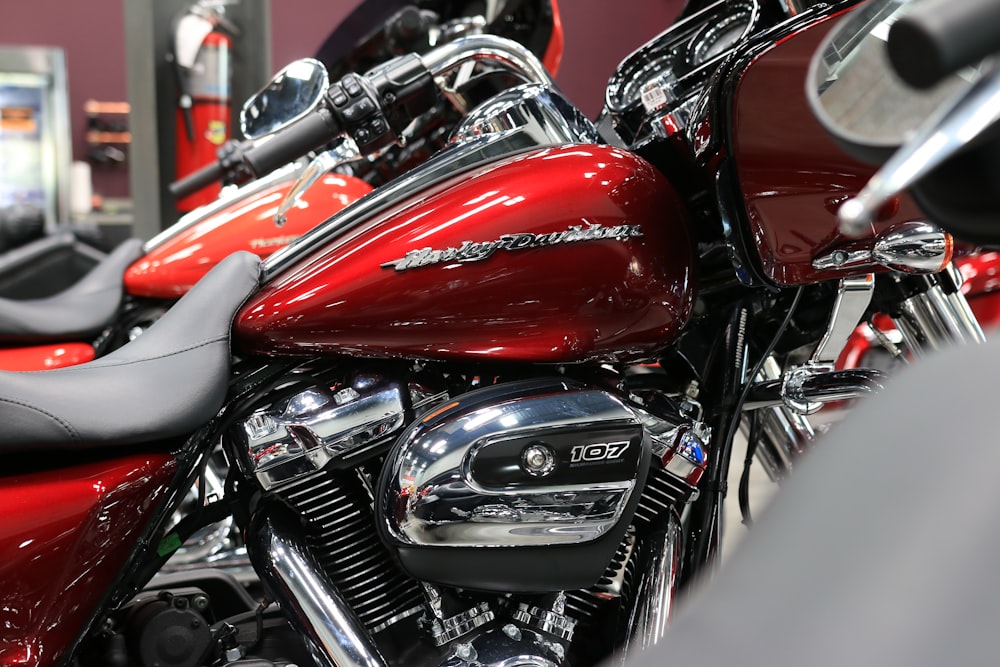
[721,408,844,561]
[721,432,778,562]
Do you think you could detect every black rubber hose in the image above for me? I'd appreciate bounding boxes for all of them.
[888,0,1000,89]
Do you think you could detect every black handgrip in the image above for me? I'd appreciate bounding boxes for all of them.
[888,0,1000,89]
[169,160,225,199]
[242,107,341,178]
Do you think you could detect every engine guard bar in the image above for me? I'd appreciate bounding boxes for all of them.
[743,367,887,412]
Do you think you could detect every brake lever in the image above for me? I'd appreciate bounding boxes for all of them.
[839,62,1000,237]
[274,141,362,227]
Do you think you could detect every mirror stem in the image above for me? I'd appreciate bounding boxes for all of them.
[840,62,1000,237]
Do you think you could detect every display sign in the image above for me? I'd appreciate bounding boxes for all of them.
[0,72,47,212]
[0,48,71,231]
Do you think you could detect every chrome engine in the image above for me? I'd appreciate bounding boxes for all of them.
[225,366,709,667]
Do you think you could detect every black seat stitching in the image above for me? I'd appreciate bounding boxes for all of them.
[15,336,229,375]
[0,397,80,441]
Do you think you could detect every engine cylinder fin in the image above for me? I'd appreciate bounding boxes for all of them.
[313,531,379,555]
[633,464,692,529]
[324,559,391,587]
[279,467,424,632]
[563,590,604,620]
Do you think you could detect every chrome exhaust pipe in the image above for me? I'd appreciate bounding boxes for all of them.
[617,513,682,664]
[246,506,388,667]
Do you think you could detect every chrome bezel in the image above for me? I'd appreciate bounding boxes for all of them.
[600,0,761,147]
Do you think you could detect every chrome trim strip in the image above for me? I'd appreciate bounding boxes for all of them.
[262,130,539,281]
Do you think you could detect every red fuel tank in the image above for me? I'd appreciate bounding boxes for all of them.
[125,173,373,299]
[235,144,695,364]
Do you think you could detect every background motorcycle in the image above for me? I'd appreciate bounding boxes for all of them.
[1,1,989,666]
[0,0,563,373]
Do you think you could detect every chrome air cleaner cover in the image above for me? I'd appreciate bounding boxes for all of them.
[377,378,651,592]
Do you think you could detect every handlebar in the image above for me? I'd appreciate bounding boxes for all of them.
[242,108,341,177]
[888,0,1000,89]
[168,35,553,201]
[168,159,226,200]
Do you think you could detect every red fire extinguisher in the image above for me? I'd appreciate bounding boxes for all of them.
[170,2,238,213]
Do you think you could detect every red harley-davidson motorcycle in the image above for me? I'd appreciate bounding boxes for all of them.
[0,0,563,372]
[2,1,987,666]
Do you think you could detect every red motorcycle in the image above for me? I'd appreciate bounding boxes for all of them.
[1,1,984,666]
[0,0,564,372]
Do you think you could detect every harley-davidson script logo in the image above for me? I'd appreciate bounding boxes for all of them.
[380,223,644,272]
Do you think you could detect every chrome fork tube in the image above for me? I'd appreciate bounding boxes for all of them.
[749,357,816,481]
[893,266,986,357]
[246,507,388,667]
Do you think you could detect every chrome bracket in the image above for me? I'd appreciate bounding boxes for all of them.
[744,275,881,416]
[811,273,875,366]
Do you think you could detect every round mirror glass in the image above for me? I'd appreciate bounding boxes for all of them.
[806,0,983,162]
[241,58,329,139]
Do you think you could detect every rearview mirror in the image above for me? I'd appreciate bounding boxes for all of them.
[805,0,980,164]
[241,58,329,139]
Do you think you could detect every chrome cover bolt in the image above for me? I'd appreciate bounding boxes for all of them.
[521,443,557,477]
[503,623,522,641]
[455,643,476,661]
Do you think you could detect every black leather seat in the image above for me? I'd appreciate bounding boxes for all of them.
[0,237,143,342]
[0,251,261,451]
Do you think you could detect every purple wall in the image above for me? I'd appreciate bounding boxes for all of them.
[0,1,128,197]
[271,1,685,117]
[0,0,683,201]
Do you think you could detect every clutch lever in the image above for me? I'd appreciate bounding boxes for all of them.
[839,62,1000,237]
[274,140,362,227]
